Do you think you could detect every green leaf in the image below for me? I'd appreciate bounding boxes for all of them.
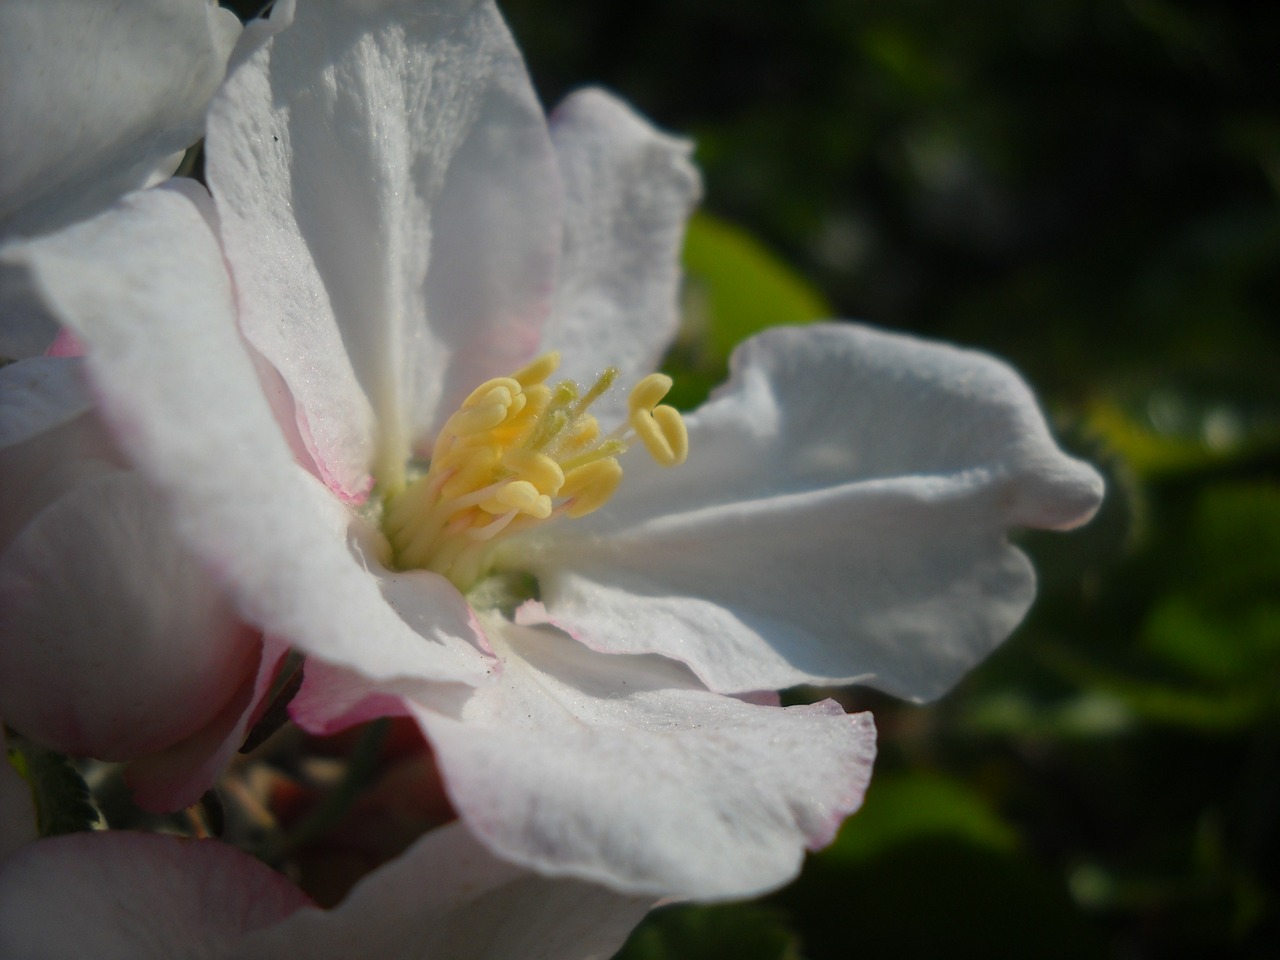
[1142,483,1280,687]
[822,772,1018,865]
[614,902,800,960]
[683,212,832,359]
[961,689,1136,740]
[1144,595,1280,686]
[7,736,99,837]
[1036,647,1273,733]
[665,212,832,410]
[1086,388,1280,479]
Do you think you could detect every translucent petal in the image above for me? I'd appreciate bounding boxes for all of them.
[206,0,559,492]
[531,323,1104,700]
[542,89,701,416]
[414,620,876,899]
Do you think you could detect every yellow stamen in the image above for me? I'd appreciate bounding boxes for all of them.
[512,351,560,388]
[560,458,623,518]
[561,415,601,451]
[383,352,689,590]
[501,449,565,496]
[628,373,673,415]
[438,446,500,501]
[558,438,627,473]
[650,404,689,466]
[493,480,552,519]
[444,401,509,437]
[462,377,520,408]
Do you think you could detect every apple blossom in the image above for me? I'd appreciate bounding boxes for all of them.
[2,0,1103,905]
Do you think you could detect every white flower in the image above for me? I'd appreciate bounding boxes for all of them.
[3,0,1103,900]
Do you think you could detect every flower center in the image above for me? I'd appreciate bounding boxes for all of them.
[382,352,687,592]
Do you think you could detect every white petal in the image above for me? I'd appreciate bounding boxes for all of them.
[237,821,653,960]
[0,255,62,358]
[0,357,90,449]
[288,658,417,737]
[541,89,701,407]
[414,620,876,899]
[0,471,259,760]
[206,0,560,492]
[6,184,494,689]
[0,833,310,960]
[530,323,1105,700]
[0,0,241,238]
[0,357,120,550]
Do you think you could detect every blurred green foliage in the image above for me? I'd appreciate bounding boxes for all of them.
[665,211,832,408]
[497,0,1280,956]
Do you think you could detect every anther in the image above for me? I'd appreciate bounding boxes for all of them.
[383,351,689,590]
[651,405,688,466]
[444,401,509,437]
[462,377,520,408]
[501,449,565,496]
[493,384,550,444]
[560,415,601,452]
[512,352,560,388]
[438,446,500,501]
[628,373,673,415]
[632,404,687,467]
[493,480,549,517]
[560,458,623,518]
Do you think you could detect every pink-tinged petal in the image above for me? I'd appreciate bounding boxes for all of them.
[0,0,242,238]
[237,821,653,960]
[43,328,85,357]
[206,0,559,492]
[126,638,291,813]
[289,658,417,738]
[0,726,38,861]
[530,323,1105,700]
[0,357,90,449]
[0,357,122,550]
[543,89,701,407]
[288,561,504,734]
[0,832,311,960]
[6,184,494,689]
[0,471,260,761]
[414,621,876,900]
[0,413,122,553]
